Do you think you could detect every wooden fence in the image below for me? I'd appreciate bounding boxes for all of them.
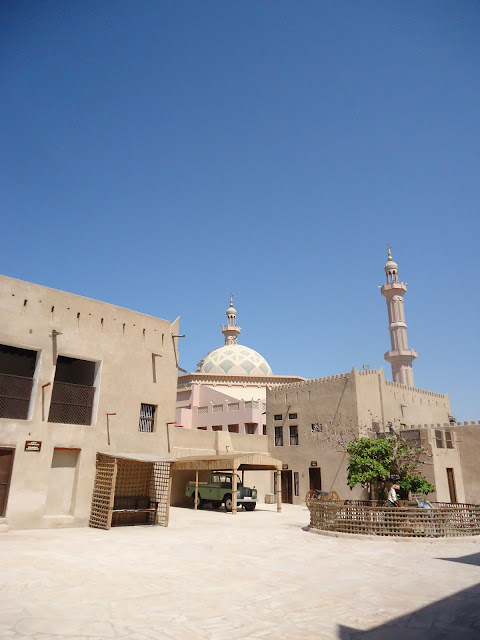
[308,500,480,537]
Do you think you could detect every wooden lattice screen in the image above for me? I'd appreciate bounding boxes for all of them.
[308,500,480,538]
[89,456,117,530]
[89,454,171,530]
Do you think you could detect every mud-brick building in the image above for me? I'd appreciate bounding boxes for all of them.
[0,275,180,530]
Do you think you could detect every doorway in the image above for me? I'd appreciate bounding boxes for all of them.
[0,448,15,517]
[281,470,293,504]
[446,468,457,503]
[309,467,321,492]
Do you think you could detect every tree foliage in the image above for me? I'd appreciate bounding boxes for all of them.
[346,435,435,495]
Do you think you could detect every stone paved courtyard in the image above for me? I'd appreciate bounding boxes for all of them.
[1,504,479,639]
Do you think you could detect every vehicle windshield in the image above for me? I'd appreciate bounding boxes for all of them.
[212,474,242,485]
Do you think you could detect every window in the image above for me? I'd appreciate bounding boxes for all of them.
[274,426,283,446]
[262,424,267,435]
[227,402,239,411]
[48,355,97,425]
[445,431,454,449]
[245,423,257,434]
[212,404,223,413]
[0,344,37,419]
[289,413,297,420]
[212,425,222,431]
[289,425,299,446]
[435,430,444,448]
[197,426,207,430]
[311,423,322,433]
[228,424,239,433]
[294,472,299,497]
[197,406,208,414]
[139,404,156,432]
[274,414,282,421]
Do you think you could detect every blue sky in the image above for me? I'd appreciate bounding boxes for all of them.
[1,1,479,419]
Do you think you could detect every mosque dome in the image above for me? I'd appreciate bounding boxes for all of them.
[196,344,273,376]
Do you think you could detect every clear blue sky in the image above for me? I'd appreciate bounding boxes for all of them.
[1,1,479,419]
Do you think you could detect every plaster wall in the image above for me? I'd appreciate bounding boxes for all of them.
[0,275,179,529]
[266,373,368,504]
[451,423,480,504]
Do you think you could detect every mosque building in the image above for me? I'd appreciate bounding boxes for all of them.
[175,296,304,434]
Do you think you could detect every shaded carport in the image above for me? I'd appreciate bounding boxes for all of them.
[171,453,283,514]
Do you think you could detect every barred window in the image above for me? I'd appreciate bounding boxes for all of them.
[274,426,283,446]
[139,403,156,432]
[289,413,297,420]
[274,414,282,421]
[311,423,323,433]
[445,430,454,449]
[227,402,239,411]
[290,425,299,446]
[294,472,299,496]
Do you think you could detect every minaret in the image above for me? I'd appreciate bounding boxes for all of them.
[380,247,417,387]
[221,295,241,345]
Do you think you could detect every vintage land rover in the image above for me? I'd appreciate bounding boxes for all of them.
[185,472,257,511]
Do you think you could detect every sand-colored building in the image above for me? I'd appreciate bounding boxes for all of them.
[0,275,180,530]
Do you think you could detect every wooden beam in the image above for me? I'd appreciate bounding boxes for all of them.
[276,470,282,513]
[194,469,199,511]
[232,468,237,515]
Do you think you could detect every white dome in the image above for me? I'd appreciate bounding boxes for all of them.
[196,344,273,376]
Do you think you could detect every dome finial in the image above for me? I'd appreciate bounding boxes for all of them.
[223,294,239,344]
[384,244,398,283]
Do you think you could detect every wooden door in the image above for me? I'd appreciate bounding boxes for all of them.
[0,448,14,517]
[446,468,457,503]
[281,470,293,504]
[309,468,321,491]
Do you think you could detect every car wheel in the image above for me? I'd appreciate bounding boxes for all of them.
[224,495,233,512]
[191,492,202,509]
[244,502,256,511]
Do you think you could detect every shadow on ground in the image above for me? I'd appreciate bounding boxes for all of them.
[438,552,480,567]
[338,583,480,639]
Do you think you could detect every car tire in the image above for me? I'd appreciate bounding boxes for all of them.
[224,494,233,512]
[244,502,256,511]
[191,492,202,509]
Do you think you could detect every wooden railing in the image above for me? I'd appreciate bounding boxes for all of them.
[308,500,480,538]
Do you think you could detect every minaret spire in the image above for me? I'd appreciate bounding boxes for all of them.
[380,247,417,386]
[222,294,241,345]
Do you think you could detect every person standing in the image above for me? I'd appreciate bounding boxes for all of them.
[387,484,401,507]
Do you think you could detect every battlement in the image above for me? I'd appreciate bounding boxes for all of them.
[271,372,350,392]
[357,368,379,376]
[384,379,447,399]
[402,421,480,429]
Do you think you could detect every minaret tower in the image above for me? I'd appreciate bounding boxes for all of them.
[381,247,417,387]
[221,295,241,345]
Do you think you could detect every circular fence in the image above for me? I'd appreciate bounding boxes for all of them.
[308,500,480,538]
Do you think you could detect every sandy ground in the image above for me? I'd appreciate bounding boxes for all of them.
[1,503,479,639]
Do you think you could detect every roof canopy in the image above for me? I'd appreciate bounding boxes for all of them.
[98,452,176,463]
[171,452,282,472]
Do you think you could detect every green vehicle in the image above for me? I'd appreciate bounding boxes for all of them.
[185,472,257,511]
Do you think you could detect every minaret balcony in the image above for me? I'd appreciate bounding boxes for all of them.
[384,348,418,363]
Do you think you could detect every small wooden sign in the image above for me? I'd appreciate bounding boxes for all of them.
[25,440,42,452]
[311,461,318,467]
[282,463,289,470]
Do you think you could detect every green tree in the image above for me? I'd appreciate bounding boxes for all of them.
[346,435,434,498]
